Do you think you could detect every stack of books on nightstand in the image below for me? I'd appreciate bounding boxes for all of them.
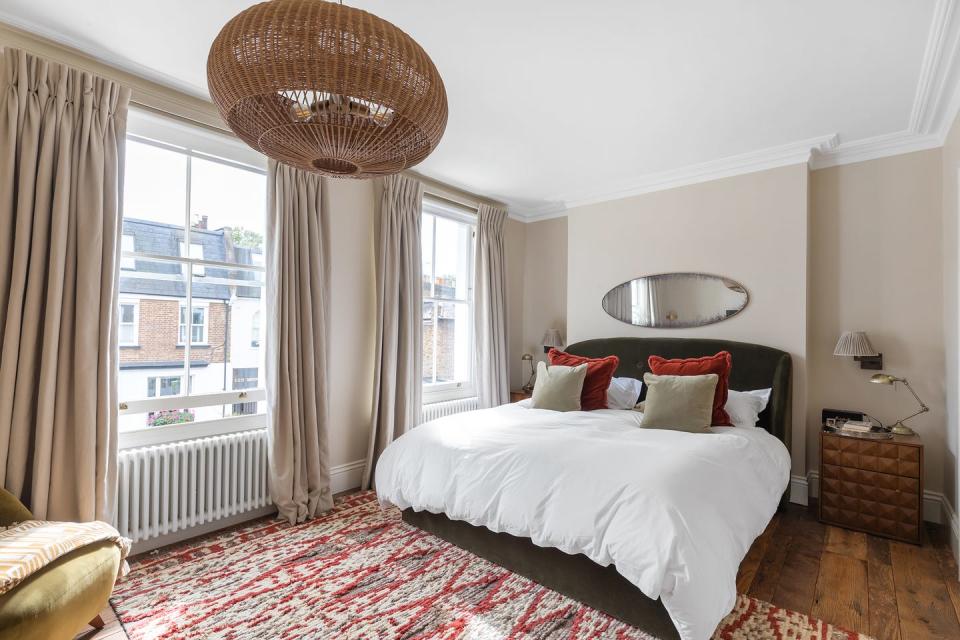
[839,420,873,436]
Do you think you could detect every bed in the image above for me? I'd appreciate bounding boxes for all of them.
[375,337,792,640]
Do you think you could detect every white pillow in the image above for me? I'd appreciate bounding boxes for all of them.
[724,388,772,428]
[607,377,644,410]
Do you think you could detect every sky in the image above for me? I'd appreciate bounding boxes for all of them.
[124,139,266,246]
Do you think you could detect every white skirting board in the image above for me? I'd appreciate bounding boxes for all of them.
[331,459,366,494]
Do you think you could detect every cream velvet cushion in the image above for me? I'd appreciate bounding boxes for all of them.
[531,361,588,411]
[641,373,719,432]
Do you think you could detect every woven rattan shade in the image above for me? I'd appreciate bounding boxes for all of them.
[207,0,447,178]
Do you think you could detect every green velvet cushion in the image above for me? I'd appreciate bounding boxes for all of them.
[0,541,121,640]
[0,488,33,526]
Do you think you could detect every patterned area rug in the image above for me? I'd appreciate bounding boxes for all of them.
[111,492,869,639]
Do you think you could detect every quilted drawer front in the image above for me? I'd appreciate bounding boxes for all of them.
[898,445,921,478]
[819,434,922,544]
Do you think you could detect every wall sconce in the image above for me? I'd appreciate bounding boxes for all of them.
[833,331,883,370]
[541,328,564,354]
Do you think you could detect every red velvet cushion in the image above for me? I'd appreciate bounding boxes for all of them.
[647,351,733,426]
[547,349,619,410]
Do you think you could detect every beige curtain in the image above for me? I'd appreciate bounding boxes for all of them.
[362,174,423,490]
[266,160,334,524]
[0,48,130,522]
[475,204,510,408]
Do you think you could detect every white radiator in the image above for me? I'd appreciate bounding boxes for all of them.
[421,396,479,422]
[115,429,270,545]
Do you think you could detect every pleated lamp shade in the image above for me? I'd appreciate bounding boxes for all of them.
[833,331,878,357]
[542,329,564,349]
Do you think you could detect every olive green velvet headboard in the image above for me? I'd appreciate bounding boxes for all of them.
[564,337,792,453]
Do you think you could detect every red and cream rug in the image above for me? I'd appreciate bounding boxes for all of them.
[111,492,869,640]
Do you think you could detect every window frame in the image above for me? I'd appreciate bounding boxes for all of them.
[421,196,477,404]
[146,374,184,398]
[118,299,139,347]
[118,126,267,449]
[177,301,210,346]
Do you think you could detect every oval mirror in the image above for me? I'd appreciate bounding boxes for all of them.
[602,273,748,328]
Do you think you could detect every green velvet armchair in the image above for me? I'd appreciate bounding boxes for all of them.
[0,488,122,640]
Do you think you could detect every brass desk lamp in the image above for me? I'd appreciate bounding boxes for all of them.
[869,374,928,436]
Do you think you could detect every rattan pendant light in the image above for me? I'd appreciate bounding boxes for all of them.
[207,0,448,178]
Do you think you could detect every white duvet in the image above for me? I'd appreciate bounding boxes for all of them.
[375,402,791,640]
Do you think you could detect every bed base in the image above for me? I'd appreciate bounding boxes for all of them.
[402,509,681,640]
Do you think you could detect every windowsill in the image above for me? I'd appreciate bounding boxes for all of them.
[176,344,211,348]
[422,396,478,406]
[118,412,267,449]
[119,344,140,349]
[422,386,477,405]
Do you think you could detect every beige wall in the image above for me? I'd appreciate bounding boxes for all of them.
[522,218,568,373]
[809,150,945,495]
[564,165,810,475]
[943,114,960,515]
[505,216,568,391]
[325,180,376,468]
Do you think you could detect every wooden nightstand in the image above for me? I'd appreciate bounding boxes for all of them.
[510,390,532,403]
[819,430,923,544]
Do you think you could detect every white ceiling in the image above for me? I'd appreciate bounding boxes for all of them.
[2,1,959,218]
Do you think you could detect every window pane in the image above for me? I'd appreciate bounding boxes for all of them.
[421,213,434,297]
[231,367,260,416]
[188,270,265,417]
[190,156,266,263]
[433,217,471,300]
[422,301,435,384]
[435,301,472,383]
[121,235,136,270]
[118,254,188,428]
[119,324,135,345]
[121,409,196,430]
[181,242,205,276]
[123,140,187,257]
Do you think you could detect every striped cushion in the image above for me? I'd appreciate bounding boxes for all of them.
[0,520,130,595]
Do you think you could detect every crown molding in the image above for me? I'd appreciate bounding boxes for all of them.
[510,0,960,222]
[508,134,838,222]
[912,0,960,140]
[810,130,943,169]
[5,4,960,224]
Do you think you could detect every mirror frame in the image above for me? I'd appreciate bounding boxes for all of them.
[602,271,750,329]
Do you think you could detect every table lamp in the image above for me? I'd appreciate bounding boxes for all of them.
[521,353,535,393]
[869,374,927,436]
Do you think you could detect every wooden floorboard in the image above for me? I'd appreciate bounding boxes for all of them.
[890,539,960,640]
[78,501,959,640]
[866,535,901,640]
[740,502,959,639]
[811,550,869,633]
[768,506,826,613]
